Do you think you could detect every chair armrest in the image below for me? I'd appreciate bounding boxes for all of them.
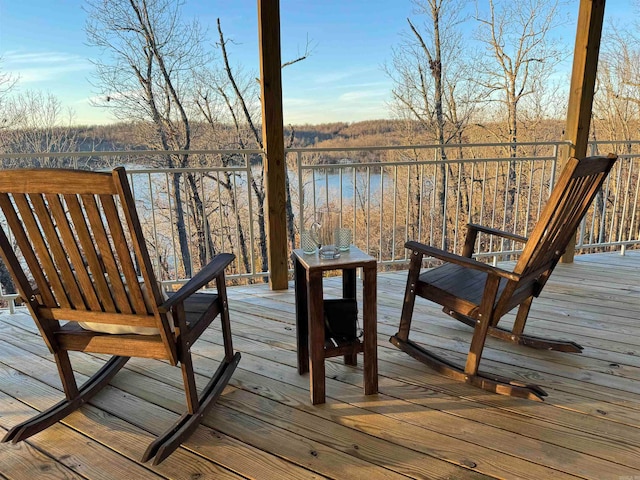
[405,240,520,281]
[158,252,235,312]
[466,223,528,244]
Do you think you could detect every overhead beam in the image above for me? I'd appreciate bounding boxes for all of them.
[258,0,288,289]
[561,0,606,263]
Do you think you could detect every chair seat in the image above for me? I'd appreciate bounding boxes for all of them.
[418,263,507,314]
[79,279,173,335]
[182,291,219,323]
[61,292,219,341]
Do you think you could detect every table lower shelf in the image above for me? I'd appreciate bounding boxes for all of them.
[323,339,363,358]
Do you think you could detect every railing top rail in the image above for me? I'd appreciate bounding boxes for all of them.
[299,155,559,170]
[0,141,570,160]
[3,139,639,161]
[124,166,251,174]
[589,139,640,145]
[0,148,265,160]
[285,140,570,154]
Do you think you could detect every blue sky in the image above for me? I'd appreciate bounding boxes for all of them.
[0,1,633,126]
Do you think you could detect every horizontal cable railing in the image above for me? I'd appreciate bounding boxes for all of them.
[0,141,637,284]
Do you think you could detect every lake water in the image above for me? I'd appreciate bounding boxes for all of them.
[126,165,388,205]
[299,171,386,202]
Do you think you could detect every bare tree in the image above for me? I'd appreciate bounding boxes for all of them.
[0,85,80,293]
[192,26,262,275]
[85,2,309,279]
[0,92,79,163]
[389,1,477,146]
[474,0,564,149]
[386,0,478,248]
[193,19,310,275]
[592,29,640,145]
[473,0,565,228]
[85,0,213,277]
[0,63,20,143]
[590,28,640,245]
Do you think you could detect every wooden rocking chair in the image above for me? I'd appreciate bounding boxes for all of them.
[0,167,241,464]
[390,154,618,401]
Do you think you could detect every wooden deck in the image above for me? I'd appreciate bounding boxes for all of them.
[1,251,639,479]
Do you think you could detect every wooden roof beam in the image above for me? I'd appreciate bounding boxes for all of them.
[562,0,606,263]
[258,0,288,289]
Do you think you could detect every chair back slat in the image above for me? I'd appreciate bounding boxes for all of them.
[112,168,167,318]
[100,194,149,315]
[63,194,117,312]
[0,193,57,306]
[30,193,88,310]
[514,155,617,278]
[12,193,72,308]
[46,194,103,311]
[80,193,135,314]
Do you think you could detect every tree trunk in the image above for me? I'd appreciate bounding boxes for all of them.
[171,171,192,278]
[185,172,216,270]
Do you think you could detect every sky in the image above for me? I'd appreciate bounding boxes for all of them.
[0,1,634,126]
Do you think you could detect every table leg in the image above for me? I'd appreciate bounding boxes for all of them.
[342,268,356,298]
[342,268,358,366]
[308,269,326,404]
[294,258,309,374]
[362,262,378,395]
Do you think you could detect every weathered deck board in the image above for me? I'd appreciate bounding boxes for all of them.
[0,251,639,479]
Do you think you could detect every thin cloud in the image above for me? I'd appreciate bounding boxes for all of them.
[314,70,357,84]
[339,89,387,102]
[3,51,90,84]
[3,51,83,64]
[312,66,380,85]
[335,81,388,91]
[284,97,317,107]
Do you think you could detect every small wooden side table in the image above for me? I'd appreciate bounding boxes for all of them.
[292,246,378,404]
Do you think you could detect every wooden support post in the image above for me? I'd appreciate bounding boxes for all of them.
[561,0,606,263]
[258,0,289,289]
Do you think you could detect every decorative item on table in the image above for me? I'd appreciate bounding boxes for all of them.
[335,226,352,252]
[300,229,317,254]
[310,207,341,259]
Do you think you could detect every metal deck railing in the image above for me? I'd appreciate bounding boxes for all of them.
[0,140,638,283]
